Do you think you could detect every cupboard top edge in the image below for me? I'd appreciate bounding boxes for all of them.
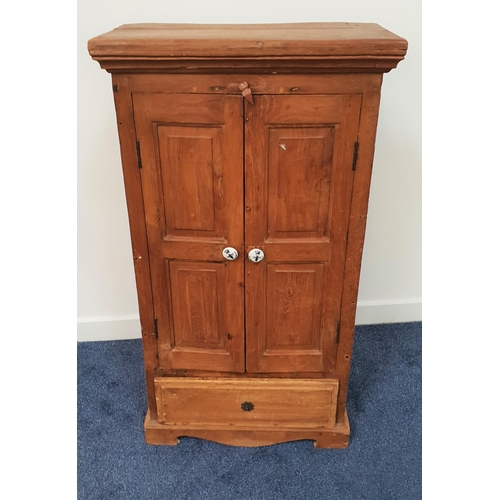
[88,22,408,72]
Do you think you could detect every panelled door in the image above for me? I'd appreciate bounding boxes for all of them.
[133,93,245,373]
[133,91,361,375]
[245,95,362,373]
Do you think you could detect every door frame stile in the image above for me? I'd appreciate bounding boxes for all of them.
[242,97,247,374]
[335,84,383,424]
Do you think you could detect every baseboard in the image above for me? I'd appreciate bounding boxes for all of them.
[354,299,422,325]
[77,316,142,342]
[77,300,421,341]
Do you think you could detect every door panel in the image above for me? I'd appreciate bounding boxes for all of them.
[266,264,324,351]
[245,94,362,373]
[133,93,244,372]
[158,125,224,237]
[169,261,227,349]
[268,127,334,238]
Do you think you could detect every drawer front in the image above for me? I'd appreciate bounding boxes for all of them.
[154,377,338,428]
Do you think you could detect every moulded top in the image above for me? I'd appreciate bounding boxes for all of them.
[88,23,408,73]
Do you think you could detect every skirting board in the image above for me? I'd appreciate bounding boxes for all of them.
[77,300,422,342]
[77,316,142,342]
[354,299,422,325]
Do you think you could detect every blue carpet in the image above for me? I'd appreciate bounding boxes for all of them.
[77,322,421,500]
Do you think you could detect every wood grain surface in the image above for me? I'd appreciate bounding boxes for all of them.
[90,23,407,445]
[88,23,407,58]
[244,94,361,374]
[144,408,350,448]
[154,377,338,428]
[133,92,244,373]
[88,23,407,73]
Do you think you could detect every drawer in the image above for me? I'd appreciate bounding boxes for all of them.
[154,377,338,428]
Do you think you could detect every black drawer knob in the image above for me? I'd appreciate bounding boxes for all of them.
[241,402,254,412]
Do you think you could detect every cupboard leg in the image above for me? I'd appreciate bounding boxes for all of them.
[313,433,349,449]
[144,410,180,446]
[314,410,350,449]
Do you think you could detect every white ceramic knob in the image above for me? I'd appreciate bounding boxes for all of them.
[248,248,265,263]
[222,247,239,260]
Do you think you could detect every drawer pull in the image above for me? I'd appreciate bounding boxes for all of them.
[241,401,254,412]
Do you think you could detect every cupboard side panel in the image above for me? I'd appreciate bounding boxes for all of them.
[112,74,158,419]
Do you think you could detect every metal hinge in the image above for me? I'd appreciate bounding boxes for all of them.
[136,140,142,169]
[154,318,158,340]
[335,321,341,344]
[352,141,359,171]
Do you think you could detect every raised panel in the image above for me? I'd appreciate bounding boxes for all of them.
[158,126,223,237]
[266,264,324,351]
[169,261,225,350]
[268,128,334,238]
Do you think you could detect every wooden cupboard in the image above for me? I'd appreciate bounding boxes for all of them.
[88,23,407,448]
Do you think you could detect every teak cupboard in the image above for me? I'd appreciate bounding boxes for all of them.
[88,23,407,448]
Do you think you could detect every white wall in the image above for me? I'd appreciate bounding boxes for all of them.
[77,0,421,341]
